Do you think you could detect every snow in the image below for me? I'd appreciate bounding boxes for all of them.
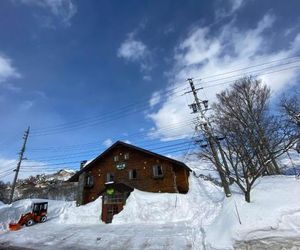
[113,175,223,225]
[279,150,300,175]
[205,175,300,249]
[0,175,300,249]
[45,169,76,181]
[58,197,103,225]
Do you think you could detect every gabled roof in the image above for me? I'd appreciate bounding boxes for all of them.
[68,140,191,182]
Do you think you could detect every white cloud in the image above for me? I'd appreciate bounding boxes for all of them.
[20,100,34,110]
[143,75,152,81]
[16,0,77,26]
[117,33,152,78]
[149,91,162,108]
[0,55,20,84]
[215,0,245,20]
[148,13,300,140]
[103,138,113,148]
[118,35,147,62]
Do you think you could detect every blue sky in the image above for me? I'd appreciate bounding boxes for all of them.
[0,0,300,181]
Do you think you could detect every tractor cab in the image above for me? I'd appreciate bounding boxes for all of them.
[32,202,48,215]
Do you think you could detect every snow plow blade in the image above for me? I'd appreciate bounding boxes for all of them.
[9,223,22,231]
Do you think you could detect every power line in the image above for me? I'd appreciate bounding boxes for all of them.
[31,86,189,135]
[198,58,300,86]
[18,141,198,172]
[27,119,196,152]
[193,55,300,81]
[26,140,195,162]
[30,55,300,136]
[24,56,300,139]
[200,64,300,89]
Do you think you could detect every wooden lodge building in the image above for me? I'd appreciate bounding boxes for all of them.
[69,141,191,223]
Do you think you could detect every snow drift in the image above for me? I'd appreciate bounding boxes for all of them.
[205,175,300,249]
[113,175,223,224]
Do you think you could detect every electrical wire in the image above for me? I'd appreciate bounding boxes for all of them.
[31,86,189,135]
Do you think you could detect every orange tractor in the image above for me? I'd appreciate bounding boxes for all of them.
[9,202,48,231]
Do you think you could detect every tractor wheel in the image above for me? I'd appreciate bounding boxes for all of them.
[25,219,34,227]
[40,215,47,223]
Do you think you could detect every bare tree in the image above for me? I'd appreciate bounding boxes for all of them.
[210,77,298,202]
[281,93,300,153]
[281,93,300,126]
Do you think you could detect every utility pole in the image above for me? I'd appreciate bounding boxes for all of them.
[187,78,231,197]
[9,126,30,204]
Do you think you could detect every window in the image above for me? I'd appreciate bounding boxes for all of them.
[106,172,115,182]
[86,176,94,187]
[129,169,137,180]
[124,153,129,160]
[153,165,163,178]
[116,162,126,170]
[113,155,119,162]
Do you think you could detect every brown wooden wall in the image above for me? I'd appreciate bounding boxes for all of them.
[81,144,189,204]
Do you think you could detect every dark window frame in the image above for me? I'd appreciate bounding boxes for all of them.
[124,153,130,160]
[106,172,115,182]
[152,165,164,178]
[85,175,94,187]
[129,169,137,180]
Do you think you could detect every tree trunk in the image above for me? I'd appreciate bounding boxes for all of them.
[245,190,251,203]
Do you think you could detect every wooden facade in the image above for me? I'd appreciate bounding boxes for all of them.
[69,141,191,223]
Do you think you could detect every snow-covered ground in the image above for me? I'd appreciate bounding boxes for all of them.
[0,175,300,249]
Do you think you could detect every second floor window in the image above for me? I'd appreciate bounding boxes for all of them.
[129,169,137,180]
[124,153,129,160]
[153,165,163,178]
[86,176,94,187]
[106,172,115,182]
[113,155,119,162]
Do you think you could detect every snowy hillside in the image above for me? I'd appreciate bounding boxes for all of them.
[0,175,300,249]
[0,169,77,203]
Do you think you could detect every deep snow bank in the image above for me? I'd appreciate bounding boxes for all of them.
[58,197,103,225]
[113,175,224,225]
[205,175,300,249]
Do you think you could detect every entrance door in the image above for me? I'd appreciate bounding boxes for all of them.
[101,184,133,223]
[106,204,119,223]
[106,204,120,223]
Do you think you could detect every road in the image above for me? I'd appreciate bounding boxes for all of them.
[0,222,194,250]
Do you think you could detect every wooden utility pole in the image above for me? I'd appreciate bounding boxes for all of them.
[187,78,231,197]
[9,126,30,204]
